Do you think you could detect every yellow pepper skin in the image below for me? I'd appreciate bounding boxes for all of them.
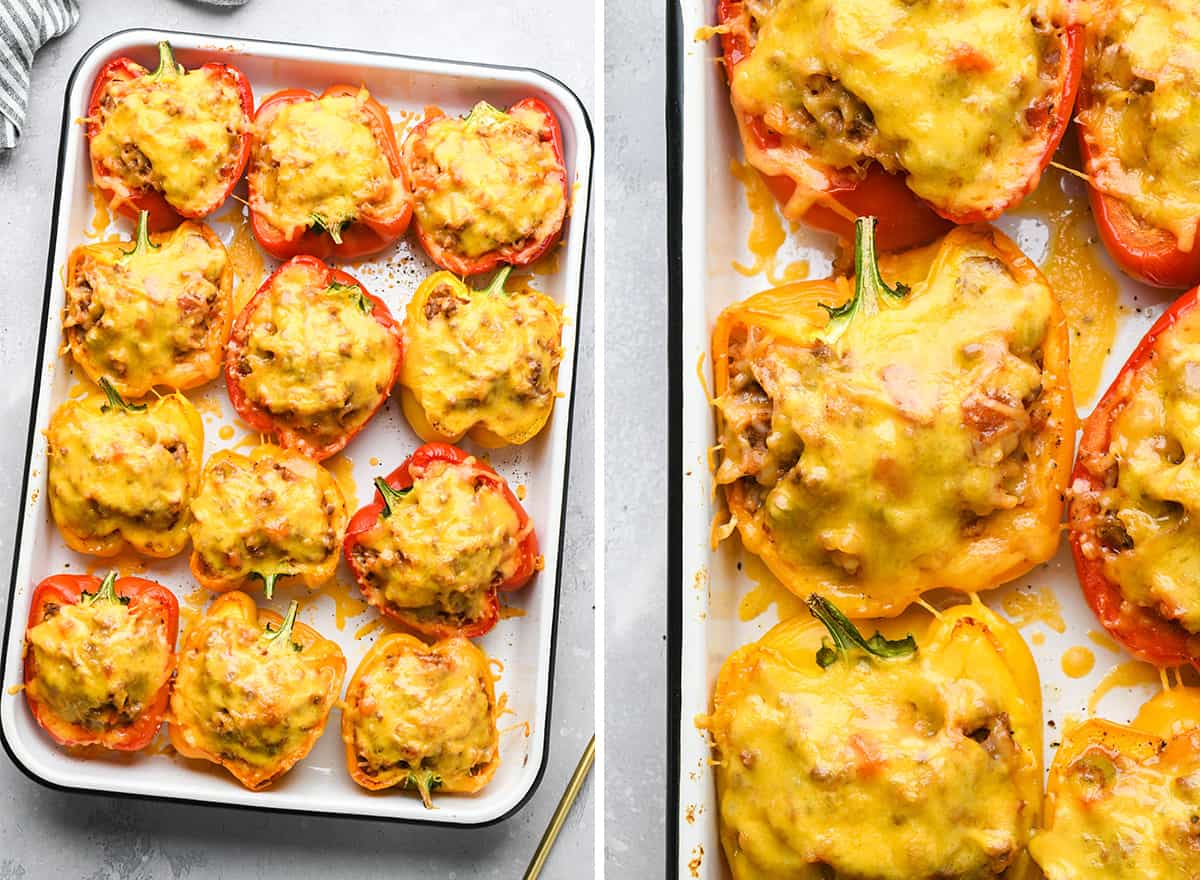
[340,633,500,807]
[168,591,346,791]
[188,444,347,597]
[399,267,564,448]
[700,597,1043,880]
[46,381,203,558]
[1030,688,1200,879]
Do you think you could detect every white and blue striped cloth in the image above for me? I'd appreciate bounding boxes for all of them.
[0,0,77,148]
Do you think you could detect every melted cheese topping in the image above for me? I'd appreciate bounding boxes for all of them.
[346,639,496,784]
[705,648,1032,878]
[231,261,400,451]
[250,92,404,241]
[730,0,1065,217]
[1084,306,1200,632]
[348,459,522,628]
[1080,0,1200,250]
[65,224,229,396]
[715,237,1055,592]
[26,600,169,728]
[189,448,345,587]
[172,614,335,768]
[408,103,567,258]
[47,394,201,556]
[1030,731,1200,878]
[402,276,563,443]
[90,63,245,215]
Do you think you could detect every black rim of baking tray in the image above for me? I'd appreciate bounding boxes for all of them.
[666,0,685,874]
[0,26,594,830]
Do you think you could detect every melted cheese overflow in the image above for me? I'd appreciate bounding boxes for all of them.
[250,91,406,242]
[1075,304,1200,633]
[401,268,564,444]
[46,390,203,558]
[700,601,1042,880]
[1030,719,1200,878]
[713,224,1070,615]
[89,46,246,216]
[728,0,1070,218]
[1080,0,1200,251]
[229,259,401,456]
[348,457,524,630]
[65,218,231,397]
[342,635,498,802]
[189,447,347,593]
[406,102,567,260]
[26,597,169,730]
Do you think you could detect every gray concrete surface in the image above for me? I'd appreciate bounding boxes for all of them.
[603,1,669,877]
[0,2,594,878]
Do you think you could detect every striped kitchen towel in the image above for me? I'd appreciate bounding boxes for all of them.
[0,0,78,148]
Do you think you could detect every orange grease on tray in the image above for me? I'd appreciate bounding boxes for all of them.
[1061,646,1095,679]
[999,585,1065,633]
[1087,660,1161,716]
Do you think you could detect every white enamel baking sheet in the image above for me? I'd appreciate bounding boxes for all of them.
[671,0,1181,874]
[0,28,592,825]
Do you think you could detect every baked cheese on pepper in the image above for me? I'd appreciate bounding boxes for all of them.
[701,598,1043,880]
[346,456,526,632]
[25,586,171,732]
[726,0,1073,218]
[1075,303,1200,633]
[712,221,1072,616]
[89,44,248,217]
[46,386,203,558]
[1080,0,1200,252]
[64,215,231,398]
[189,446,347,595]
[406,102,567,261]
[401,267,563,445]
[341,634,499,804]
[250,91,407,243]
[169,594,345,789]
[1030,697,1200,880]
[227,258,401,458]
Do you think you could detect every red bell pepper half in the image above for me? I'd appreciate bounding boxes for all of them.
[22,571,178,750]
[248,85,412,261]
[224,255,403,461]
[343,443,539,639]
[86,41,254,231]
[403,99,569,276]
[714,0,1083,250]
[1069,288,1200,666]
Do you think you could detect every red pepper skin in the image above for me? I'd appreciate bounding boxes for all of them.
[248,86,412,261]
[403,99,569,276]
[224,255,403,461]
[716,0,1083,247]
[1069,289,1200,667]
[343,443,539,639]
[86,51,254,232]
[22,573,179,751]
[1078,119,1200,289]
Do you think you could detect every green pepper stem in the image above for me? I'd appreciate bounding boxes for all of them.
[262,599,300,647]
[254,571,291,600]
[806,594,916,668]
[818,216,909,344]
[406,769,443,809]
[152,41,182,78]
[98,377,146,413]
[82,571,121,606]
[483,265,513,297]
[374,477,411,518]
[121,211,156,261]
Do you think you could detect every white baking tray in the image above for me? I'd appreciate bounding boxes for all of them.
[0,28,592,826]
[668,0,1181,874]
